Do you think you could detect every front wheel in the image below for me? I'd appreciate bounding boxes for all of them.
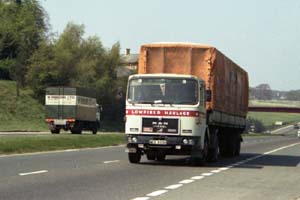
[156,153,166,161]
[128,153,141,164]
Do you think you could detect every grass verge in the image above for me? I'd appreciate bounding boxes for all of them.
[0,134,125,155]
[248,112,300,127]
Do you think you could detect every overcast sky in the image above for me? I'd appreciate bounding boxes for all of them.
[41,0,300,91]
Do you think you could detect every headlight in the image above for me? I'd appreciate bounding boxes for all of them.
[183,138,188,144]
[132,137,138,143]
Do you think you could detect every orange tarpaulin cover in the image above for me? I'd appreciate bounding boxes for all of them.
[138,43,249,117]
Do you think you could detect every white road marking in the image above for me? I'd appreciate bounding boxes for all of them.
[19,170,48,176]
[165,184,183,190]
[202,172,213,176]
[179,179,194,184]
[263,143,299,155]
[103,160,120,164]
[64,149,79,152]
[271,125,293,134]
[235,161,245,165]
[147,190,168,197]
[219,167,230,171]
[131,142,300,200]
[0,145,125,158]
[191,176,204,180]
[132,197,150,200]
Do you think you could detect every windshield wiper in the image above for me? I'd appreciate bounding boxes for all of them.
[174,101,196,105]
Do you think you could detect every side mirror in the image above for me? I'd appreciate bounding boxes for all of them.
[206,90,212,102]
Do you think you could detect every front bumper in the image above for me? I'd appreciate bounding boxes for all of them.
[126,134,200,155]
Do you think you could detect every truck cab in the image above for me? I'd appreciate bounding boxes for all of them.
[125,74,208,163]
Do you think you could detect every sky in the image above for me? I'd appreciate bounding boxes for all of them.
[40,0,300,91]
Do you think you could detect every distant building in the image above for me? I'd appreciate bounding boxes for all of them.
[121,48,139,70]
[117,48,139,77]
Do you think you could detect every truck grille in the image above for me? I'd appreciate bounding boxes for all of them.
[142,118,178,134]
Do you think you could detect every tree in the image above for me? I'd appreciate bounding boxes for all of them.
[0,0,48,95]
[286,90,300,101]
[253,84,272,100]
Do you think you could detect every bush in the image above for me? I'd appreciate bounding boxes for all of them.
[245,117,266,133]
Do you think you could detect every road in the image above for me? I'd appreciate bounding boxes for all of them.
[0,130,299,200]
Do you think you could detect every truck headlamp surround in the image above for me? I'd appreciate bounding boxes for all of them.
[183,138,188,144]
[132,137,138,143]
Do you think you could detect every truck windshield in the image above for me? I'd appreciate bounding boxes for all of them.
[127,78,198,105]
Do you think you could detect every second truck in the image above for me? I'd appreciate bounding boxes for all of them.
[45,87,101,134]
[125,43,249,164]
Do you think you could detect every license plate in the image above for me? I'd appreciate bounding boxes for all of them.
[149,139,167,145]
[54,119,66,125]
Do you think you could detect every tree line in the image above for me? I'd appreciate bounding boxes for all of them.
[250,84,300,101]
[0,0,126,120]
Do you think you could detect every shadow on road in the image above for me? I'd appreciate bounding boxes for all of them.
[138,153,300,169]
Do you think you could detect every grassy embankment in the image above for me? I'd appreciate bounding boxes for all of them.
[0,80,126,155]
[0,80,125,132]
[248,100,300,128]
[0,134,125,155]
[0,80,47,131]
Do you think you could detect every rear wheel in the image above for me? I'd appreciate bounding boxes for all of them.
[51,128,60,134]
[219,129,239,157]
[235,135,241,156]
[208,128,219,162]
[128,153,141,164]
[71,121,82,134]
[92,126,97,134]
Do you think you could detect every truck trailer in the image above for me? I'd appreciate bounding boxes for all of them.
[125,43,249,164]
[45,87,100,134]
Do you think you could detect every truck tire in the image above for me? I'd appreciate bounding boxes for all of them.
[207,128,219,162]
[51,128,60,134]
[71,121,82,134]
[191,135,208,166]
[208,137,219,162]
[219,130,238,157]
[92,124,97,134]
[128,153,141,164]
[235,136,241,156]
[156,153,166,161]
[146,152,156,160]
[71,128,82,134]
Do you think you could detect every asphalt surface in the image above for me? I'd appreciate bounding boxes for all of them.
[0,129,299,200]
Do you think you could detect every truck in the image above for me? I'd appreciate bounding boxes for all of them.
[125,43,249,164]
[45,87,101,134]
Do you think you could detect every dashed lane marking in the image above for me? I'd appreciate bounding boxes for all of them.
[179,179,194,184]
[201,172,213,176]
[19,170,48,176]
[165,184,183,190]
[191,176,204,180]
[132,197,150,200]
[103,160,120,164]
[147,190,168,197]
